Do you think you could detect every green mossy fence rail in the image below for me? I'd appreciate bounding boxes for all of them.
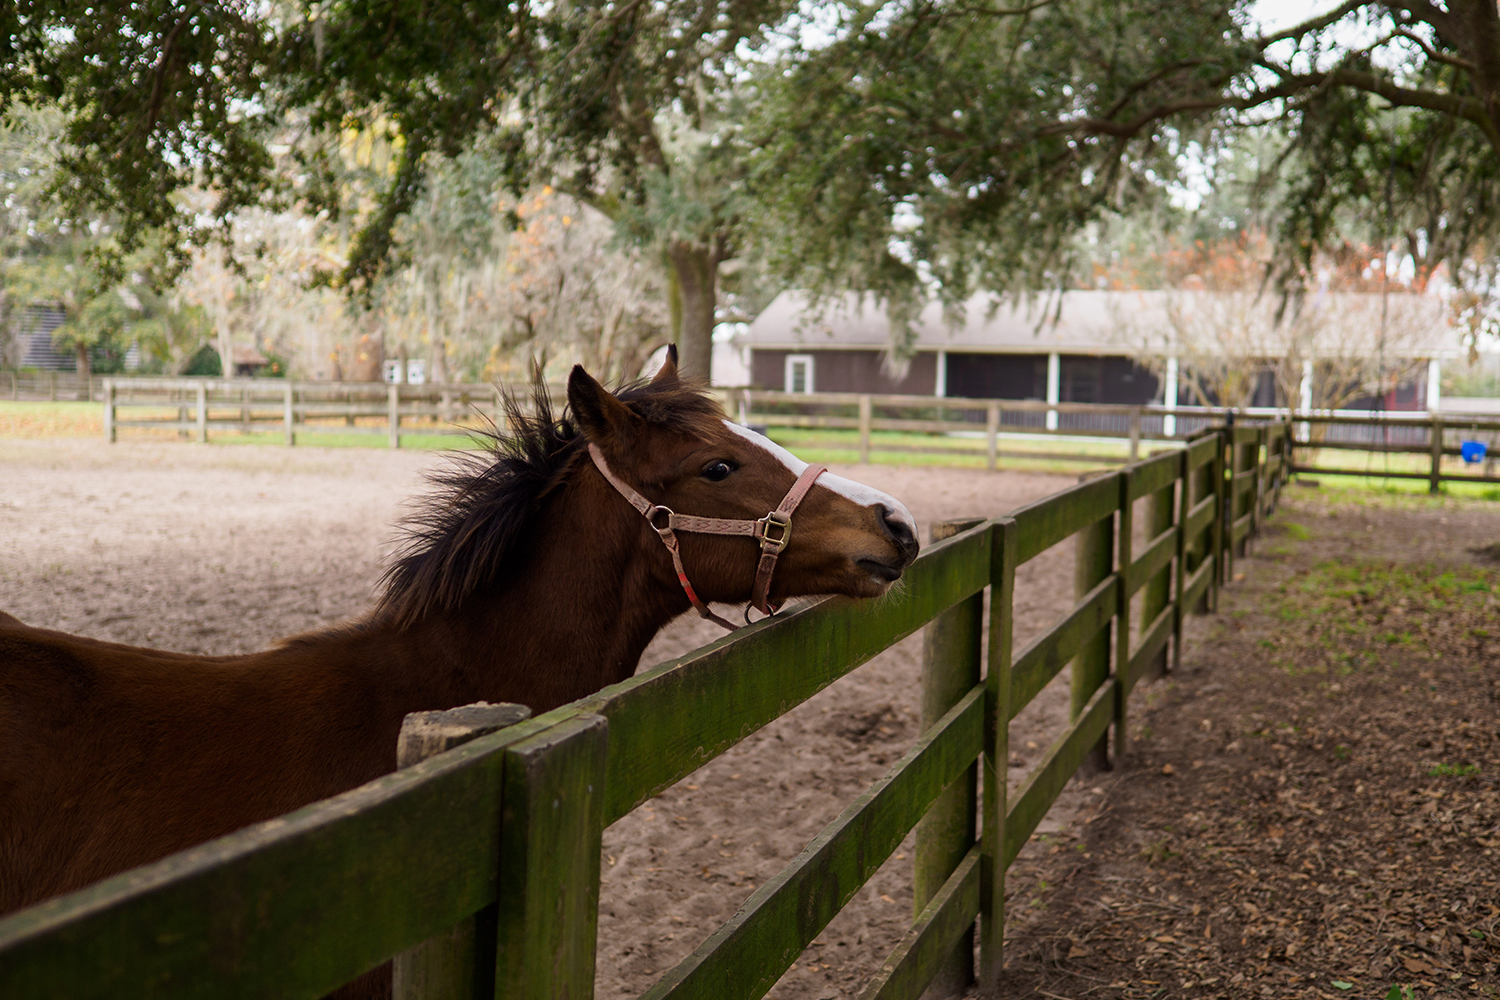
[0,422,1292,1000]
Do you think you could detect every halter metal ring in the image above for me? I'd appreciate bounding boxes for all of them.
[756,511,792,553]
[648,505,675,535]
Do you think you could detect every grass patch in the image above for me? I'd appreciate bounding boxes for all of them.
[0,400,101,438]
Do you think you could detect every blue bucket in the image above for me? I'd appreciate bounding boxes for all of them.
[1461,441,1488,464]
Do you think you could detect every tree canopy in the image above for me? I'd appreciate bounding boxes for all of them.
[2,0,1495,374]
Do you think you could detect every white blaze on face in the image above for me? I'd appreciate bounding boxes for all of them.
[724,420,918,536]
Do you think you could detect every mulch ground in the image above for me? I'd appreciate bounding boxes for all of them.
[993,487,1500,1000]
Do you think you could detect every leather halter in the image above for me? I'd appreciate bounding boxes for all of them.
[588,443,827,631]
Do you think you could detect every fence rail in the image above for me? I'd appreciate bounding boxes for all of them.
[0,420,1293,999]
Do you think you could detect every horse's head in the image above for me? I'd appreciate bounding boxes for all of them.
[569,350,919,617]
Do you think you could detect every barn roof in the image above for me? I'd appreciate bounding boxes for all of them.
[741,290,1464,359]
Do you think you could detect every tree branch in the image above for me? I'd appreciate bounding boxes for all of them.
[1391,28,1478,73]
[1253,0,1364,49]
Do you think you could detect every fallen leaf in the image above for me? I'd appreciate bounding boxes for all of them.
[1402,957,1432,973]
[1332,981,1353,990]
[1068,944,1092,958]
[1162,763,1176,775]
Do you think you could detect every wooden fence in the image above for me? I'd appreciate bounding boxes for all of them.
[736,390,1498,491]
[100,377,505,447]
[1,370,101,402]
[0,421,1291,999]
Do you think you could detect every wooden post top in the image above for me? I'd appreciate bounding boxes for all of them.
[397,702,532,769]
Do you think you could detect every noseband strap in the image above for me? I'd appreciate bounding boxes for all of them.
[587,443,827,631]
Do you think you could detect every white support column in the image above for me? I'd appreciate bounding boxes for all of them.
[1163,357,1178,438]
[934,349,947,398]
[1427,358,1442,415]
[1045,352,1060,431]
[1299,359,1313,442]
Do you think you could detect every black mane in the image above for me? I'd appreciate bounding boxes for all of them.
[375,373,723,628]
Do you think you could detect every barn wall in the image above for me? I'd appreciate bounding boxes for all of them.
[750,350,938,395]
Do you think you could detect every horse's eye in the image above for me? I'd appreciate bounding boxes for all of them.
[701,460,735,482]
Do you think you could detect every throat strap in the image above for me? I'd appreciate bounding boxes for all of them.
[587,443,826,630]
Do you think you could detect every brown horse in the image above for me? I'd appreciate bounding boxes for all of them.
[0,351,918,927]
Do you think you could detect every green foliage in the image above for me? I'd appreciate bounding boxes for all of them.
[1427,762,1480,777]
[180,344,223,377]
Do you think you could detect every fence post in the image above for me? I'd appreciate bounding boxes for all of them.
[494,714,608,1000]
[1112,471,1134,760]
[391,703,531,1000]
[49,371,57,402]
[1172,449,1191,672]
[102,379,115,443]
[1128,407,1141,462]
[1430,415,1443,494]
[985,402,999,472]
[1073,476,1115,772]
[858,394,872,464]
[1143,469,1175,680]
[283,382,296,446]
[978,517,1016,991]
[389,383,401,449]
[1218,420,1232,587]
[916,518,984,997]
[195,381,208,443]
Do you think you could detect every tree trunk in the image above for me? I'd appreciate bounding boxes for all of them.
[666,241,718,384]
[74,341,91,378]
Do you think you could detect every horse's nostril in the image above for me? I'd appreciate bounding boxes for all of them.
[880,506,919,561]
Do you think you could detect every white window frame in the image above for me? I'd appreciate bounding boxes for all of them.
[785,354,815,394]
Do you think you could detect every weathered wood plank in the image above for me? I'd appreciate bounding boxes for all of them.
[1232,468,1257,495]
[393,703,531,1000]
[1003,680,1116,868]
[915,520,984,996]
[641,688,986,1000]
[1008,574,1119,721]
[1181,554,1215,611]
[1073,505,1113,772]
[1232,515,1252,545]
[1125,603,1174,695]
[493,715,609,1000]
[1185,434,1220,471]
[979,518,1017,990]
[0,717,555,1000]
[1125,527,1177,599]
[553,525,993,826]
[1127,451,1180,501]
[858,847,981,1000]
[1011,474,1121,565]
[1233,425,1263,444]
[1184,492,1217,540]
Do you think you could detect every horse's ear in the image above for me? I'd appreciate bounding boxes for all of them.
[568,365,640,448]
[651,344,680,385]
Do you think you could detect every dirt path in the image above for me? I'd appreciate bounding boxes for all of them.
[0,438,1103,998]
[990,490,1500,1000]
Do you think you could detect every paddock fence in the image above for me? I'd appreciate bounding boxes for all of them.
[99,377,506,447]
[734,389,1498,491]
[82,378,1500,490]
[0,420,1292,999]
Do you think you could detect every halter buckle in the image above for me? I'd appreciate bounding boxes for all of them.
[755,511,792,553]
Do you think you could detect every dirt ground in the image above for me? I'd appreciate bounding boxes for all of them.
[993,489,1500,1000]
[6,439,1494,1000]
[0,437,1090,999]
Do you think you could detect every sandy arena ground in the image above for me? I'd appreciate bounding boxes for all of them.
[1,437,1118,998]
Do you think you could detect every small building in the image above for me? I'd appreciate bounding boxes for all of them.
[734,289,1461,412]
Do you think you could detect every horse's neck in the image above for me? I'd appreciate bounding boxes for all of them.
[358,476,686,714]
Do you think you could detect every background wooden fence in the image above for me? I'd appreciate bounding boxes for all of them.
[0,421,1292,999]
[100,377,505,447]
[70,377,1500,491]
